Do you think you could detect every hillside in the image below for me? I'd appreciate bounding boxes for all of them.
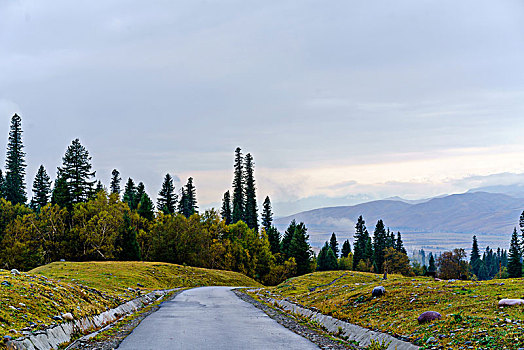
[0,262,259,344]
[275,192,524,250]
[252,271,524,349]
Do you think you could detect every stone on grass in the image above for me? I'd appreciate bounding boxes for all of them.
[10,269,20,276]
[372,286,385,297]
[417,311,442,324]
[498,299,524,307]
[426,336,437,344]
[62,313,74,321]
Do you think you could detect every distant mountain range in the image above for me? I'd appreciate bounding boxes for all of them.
[274,191,524,251]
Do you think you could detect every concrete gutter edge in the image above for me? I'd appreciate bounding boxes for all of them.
[6,289,178,350]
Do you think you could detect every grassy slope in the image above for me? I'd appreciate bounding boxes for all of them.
[255,271,524,349]
[0,262,259,343]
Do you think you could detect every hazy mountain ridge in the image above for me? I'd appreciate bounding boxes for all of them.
[274,192,524,249]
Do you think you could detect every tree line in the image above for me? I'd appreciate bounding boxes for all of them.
[0,114,314,285]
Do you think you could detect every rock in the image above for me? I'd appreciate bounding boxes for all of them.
[426,336,437,344]
[137,283,145,288]
[372,286,385,297]
[417,311,442,324]
[60,259,65,262]
[18,303,25,308]
[62,313,74,321]
[498,299,524,307]
[10,269,20,276]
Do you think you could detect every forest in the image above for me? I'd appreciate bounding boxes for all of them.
[0,114,522,285]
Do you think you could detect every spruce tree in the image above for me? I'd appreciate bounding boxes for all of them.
[31,165,51,211]
[395,231,406,254]
[372,219,387,273]
[353,216,370,270]
[136,182,145,204]
[51,173,70,208]
[110,169,121,194]
[281,220,297,260]
[137,192,155,221]
[232,147,244,223]
[178,187,188,216]
[520,210,524,248]
[244,153,258,231]
[59,139,96,204]
[95,180,104,194]
[341,240,351,258]
[266,226,281,255]
[470,235,481,277]
[123,178,137,209]
[289,222,312,275]
[5,114,27,204]
[157,173,177,214]
[221,191,232,225]
[185,177,198,216]
[329,232,339,258]
[428,253,436,274]
[116,211,141,261]
[261,196,273,232]
[508,227,522,278]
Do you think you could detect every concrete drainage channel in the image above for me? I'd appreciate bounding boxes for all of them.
[267,297,419,350]
[6,289,178,350]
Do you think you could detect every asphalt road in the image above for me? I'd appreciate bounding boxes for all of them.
[117,286,319,350]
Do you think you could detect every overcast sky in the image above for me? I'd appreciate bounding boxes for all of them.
[1,0,524,216]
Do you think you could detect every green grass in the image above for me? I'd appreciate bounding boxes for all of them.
[253,270,524,349]
[0,261,260,347]
[31,261,261,293]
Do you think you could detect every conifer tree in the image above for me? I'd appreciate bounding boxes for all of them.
[508,227,522,278]
[221,191,232,225]
[232,147,244,223]
[51,173,70,208]
[110,169,121,194]
[185,177,198,216]
[266,226,281,255]
[341,239,351,258]
[95,180,104,194]
[470,235,481,277]
[395,232,406,254]
[178,187,188,216]
[59,139,96,204]
[157,173,177,214]
[0,170,5,198]
[520,210,524,248]
[261,196,273,232]
[137,192,155,221]
[123,178,137,209]
[353,216,370,270]
[116,211,141,261]
[136,182,145,203]
[317,243,338,271]
[428,253,436,274]
[329,232,339,258]
[281,220,297,260]
[289,222,312,275]
[5,114,27,204]
[372,220,387,273]
[31,165,51,211]
[244,153,258,231]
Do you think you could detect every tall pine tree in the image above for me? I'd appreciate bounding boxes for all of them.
[244,153,258,231]
[341,240,351,258]
[51,172,70,208]
[372,220,387,273]
[232,147,244,224]
[353,216,370,270]
[329,232,339,258]
[31,165,51,211]
[185,177,198,216]
[123,178,137,209]
[116,211,141,261]
[221,190,232,225]
[261,196,273,233]
[281,220,297,260]
[137,192,155,221]
[157,173,177,214]
[395,231,406,254]
[0,170,5,198]
[470,235,481,277]
[110,169,121,194]
[5,114,27,204]
[508,227,522,278]
[58,139,96,204]
[266,226,281,256]
[289,222,312,275]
